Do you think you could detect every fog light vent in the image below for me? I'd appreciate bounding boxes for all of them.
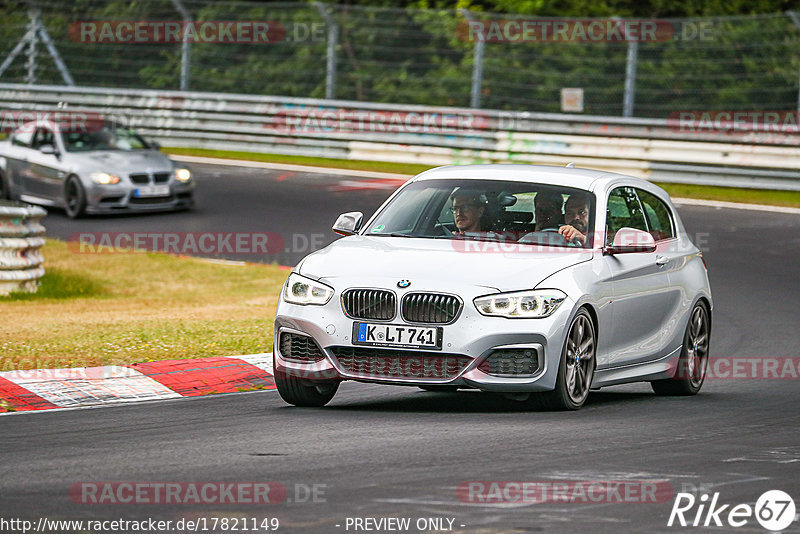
[279,332,324,362]
[478,348,540,376]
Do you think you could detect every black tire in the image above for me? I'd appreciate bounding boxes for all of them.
[651,301,710,396]
[0,172,8,200]
[535,308,596,411]
[64,176,86,219]
[418,385,459,393]
[274,370,339,407]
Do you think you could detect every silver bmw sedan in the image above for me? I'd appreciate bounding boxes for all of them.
[0,119,194,217]
[274,164,712,410]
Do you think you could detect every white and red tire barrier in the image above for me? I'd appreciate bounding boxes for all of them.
[0,201,46,295]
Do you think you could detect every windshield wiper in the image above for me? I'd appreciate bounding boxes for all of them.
[372,232,460,240]
[368,232,415,238]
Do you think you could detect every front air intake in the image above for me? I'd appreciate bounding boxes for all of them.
[478,348,541,376]
[331,346,471,380]
[279,332,325,362]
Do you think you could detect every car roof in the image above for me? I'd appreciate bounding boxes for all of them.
[412,164,649,193]
[16,120,70,132]
[16,118,112,133]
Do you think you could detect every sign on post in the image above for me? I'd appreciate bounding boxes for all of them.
[561,88,584,112]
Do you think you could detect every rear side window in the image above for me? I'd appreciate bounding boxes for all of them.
[606,186,647,245]
[637,189,675,241]
[12,130,33,147]
[32,127,55,150]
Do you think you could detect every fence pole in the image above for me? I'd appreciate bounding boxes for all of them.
[0,29,35,80]
[0,11,74,85]
[315,3,338,99]
[460,10,484,108]
[25,10,38,84]
[471,36,485,109]
[787,11,800,113]
[623,38,638,117]
[35,13,75,86]
[170,0,192,91]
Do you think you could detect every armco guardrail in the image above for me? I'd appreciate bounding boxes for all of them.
[0,201,46,295]
[1,83,799,190]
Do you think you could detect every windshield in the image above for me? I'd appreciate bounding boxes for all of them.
[62,123,152,152]
[365,179,596,248]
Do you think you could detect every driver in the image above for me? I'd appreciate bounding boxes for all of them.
[559,193,591,246]
[450,189,488,234]
[534,191,564,231]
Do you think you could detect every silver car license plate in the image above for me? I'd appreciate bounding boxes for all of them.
[134,185,170,197]
[353,322,442,350]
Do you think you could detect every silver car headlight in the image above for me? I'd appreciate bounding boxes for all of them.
[283,273,334,305]
[474,289,567,318]
[90,172,120,185]
[175,168,191,182]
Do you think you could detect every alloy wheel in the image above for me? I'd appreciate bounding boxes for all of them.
[685,305,709,388]
[565,313,595,404]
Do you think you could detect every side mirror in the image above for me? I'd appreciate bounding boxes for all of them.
[332,211,363,236]
[39,144,57,156]
[605,227,656,255]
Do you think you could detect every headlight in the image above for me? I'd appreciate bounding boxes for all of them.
[474,289,567,318]
[283,273,334,305]
[90,172,120,185]
[175,168,191,182]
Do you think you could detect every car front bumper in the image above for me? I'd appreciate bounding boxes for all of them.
[84,180,195,214]
[274,283,575,393]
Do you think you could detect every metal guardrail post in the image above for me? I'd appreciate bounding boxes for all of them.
[0,201,46,295]
[315,3,338,100]
[460,10,485,109]
[170,0,192,91]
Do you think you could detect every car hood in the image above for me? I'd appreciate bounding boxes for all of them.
[298,236,593,293]
[66,150,174,174]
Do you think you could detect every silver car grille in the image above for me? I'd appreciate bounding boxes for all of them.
[129,172,170,184]
[478,348,541,376]
[341,289,396,321]
[401,293,461,324]
[331,347,471,380]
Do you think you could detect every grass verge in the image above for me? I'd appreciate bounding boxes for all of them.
[650,182,800,208]
[0,239,287,371]
[166,147,432,176]
[166,147,800,208]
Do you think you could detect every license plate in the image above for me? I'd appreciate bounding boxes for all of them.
[353,322,442,350]
[134,185,170,197]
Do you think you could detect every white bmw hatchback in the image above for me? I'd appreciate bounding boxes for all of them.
[273,165,712,410]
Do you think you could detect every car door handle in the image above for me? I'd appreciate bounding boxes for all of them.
[655,256,670,266]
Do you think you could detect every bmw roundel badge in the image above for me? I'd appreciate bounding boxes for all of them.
[397,279,411,288]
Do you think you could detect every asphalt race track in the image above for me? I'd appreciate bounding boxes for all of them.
[3,162,800,533]
[42,163,405,266]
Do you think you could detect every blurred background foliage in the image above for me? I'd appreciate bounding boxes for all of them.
[0,0,798,116]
